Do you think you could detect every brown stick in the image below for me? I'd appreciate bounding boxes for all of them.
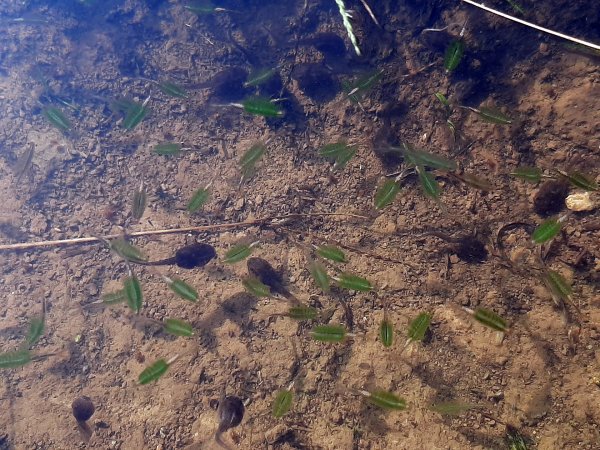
[0,213,367,252]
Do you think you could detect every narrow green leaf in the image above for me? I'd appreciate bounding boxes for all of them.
[241,97,283,117]
[417,167,440,199]
[364,390,406,410]
[333,145,357,170]
[374,179,401,209]
[239,142,266,172]
[14,144,34,182]
[505,0,525,15]
[531,218,561,244]
[223,243,256,264]
[272,389,293,418]
[319,142,349,159]
[138,359,170,384]
[187,187,210,213]
[343,69,383,102]
[244,67,276,87]
[475,107,512,125]
[380,318,394,347]
[43,106,71,132]
[25,316,45,347]
[102,290,127,305]
[336,273,372,291]
[510,167,542,183]
[407,312,432,343]
[0,349,32,369]
[434,92,450,108]
[122,101,148,130]
[242,277,271,297]
[429,401,476,416]
[163,318,194,337]
[167,278,198,302]
[444,40,464,72]
[158,81,188,98]
[562,171,598,191]
[184,1,221,14]
[311,324,347,342]
[154,143,182,156]
[309,261,330,293]
[401,144,457,170]
[543,270,572,302]
[471,308,508,332]
[124,276,143,314]
[315,245,346,263]
[460,172,493,191]
[286,306,319,321]
[110,239,148,263]
[131,184,146,220]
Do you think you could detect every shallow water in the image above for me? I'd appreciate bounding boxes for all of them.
[0,1,598,449]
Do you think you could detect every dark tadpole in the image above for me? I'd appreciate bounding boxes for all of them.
[247,257,294,300]
[534,180,569,217]
[138,243,216,269]
[215,396,245,450]
[204,67,251,103]
[72,396,95,422]
[454,236,488,264]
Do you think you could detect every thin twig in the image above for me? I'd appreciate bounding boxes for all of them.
[0,212,367,252]
[461,0,600,50]
[359,0,380,27]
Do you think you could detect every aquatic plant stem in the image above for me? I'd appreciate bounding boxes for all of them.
[461,0,600,51]
[0,212,367,252]
[334,0,361,56]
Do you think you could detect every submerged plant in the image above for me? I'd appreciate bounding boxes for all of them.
[311,324,348,342]
[444,40,464,72]
[342,69,383,103]
[232,97,283,117]
[319,142,357,170]
[187,185,211,213]
[239,142,266,181]
[357,389,407,410]
[43,106,72,132]
[138,355,179,384]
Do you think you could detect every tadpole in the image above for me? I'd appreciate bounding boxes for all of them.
[215,396,245,450]
[247,257,296,301]
[422,231,488,264]
[136,243,216,269]
[72,396,95,441]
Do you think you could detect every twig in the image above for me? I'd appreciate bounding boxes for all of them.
[461,0,600,51]
[334,0,361,56]
[0,212,367,252]
[359,0,380,27]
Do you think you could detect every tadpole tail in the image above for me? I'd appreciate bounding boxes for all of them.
[214,431,233,450]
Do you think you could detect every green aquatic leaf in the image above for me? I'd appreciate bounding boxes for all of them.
[102,290,127,305]
[318,142,357,169]
[374,179,401,209]
[380,318,394,348]
[336,273,372,291]
[14,144,34,183]
[343,69,383,102]
[242,277,271,297]
[531,218,562,244]
[138,359,170,384]
[543,270,572,303]
[244,67,277,87]
[122,101,149,130]
[309,260,330,293]
[223,242,257,264]
[241,97,283,117]
[510,167,542,183]
[167,278,198,302]
[505,0,525,15]
[131,184,146,221]
[272,389,293,418]
[163,318,194,337]
[110,239,148,263]
[407,312,432,343]
[401,144,457,170]
[184,1,225,14]
[311,324,347,342]
[315,245,346,263]
[434,92,450,108]
[460,172,493,191]
[25,315,45,347]
[417,167,440,199]
[43,106,71,132]
[471,308,508,332]
[158,81,188,98]
[239,142,266,177]
[286,306,319,321]
[363,390,406,410]
[153,143,183,156]
[444,40,464,72]
[187,187,210,213]
[475,106,512,125]
[124,275,143,314]
[0,349,32,369]
[561,171,598,191]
